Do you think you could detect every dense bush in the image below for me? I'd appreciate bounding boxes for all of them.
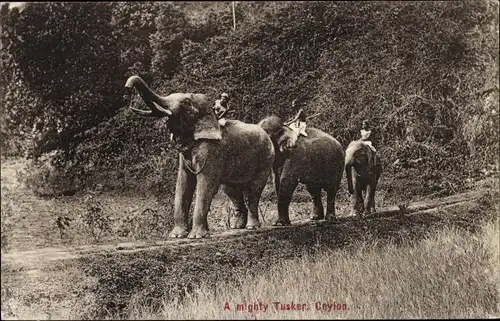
[1,1,498,197]
[1,184,14,251]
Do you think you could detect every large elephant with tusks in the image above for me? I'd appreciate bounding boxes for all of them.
[258,116,345,225]
[125,76,275,238]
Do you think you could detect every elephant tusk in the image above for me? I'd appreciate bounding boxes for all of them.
[129,105,171,118]
[129,106,153,116]
[153,101,173,116]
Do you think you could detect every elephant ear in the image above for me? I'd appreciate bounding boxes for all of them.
[191,94,222,141]
[276,126,298,152]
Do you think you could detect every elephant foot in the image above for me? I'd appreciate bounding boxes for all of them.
[310,214,325,221]
[187,227,209,239]
[246,223,261,230]
[351,207,365,217]
[325,214,336,221]
[229,215,247,229]
[169,226,189,238]
[273,218,291,226]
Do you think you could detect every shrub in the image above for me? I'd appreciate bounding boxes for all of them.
[115,208,168,240]
[1,1,498,197]
[0,185,14,252]
[80,189,112,242]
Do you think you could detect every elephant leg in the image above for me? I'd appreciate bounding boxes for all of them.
[274,177,298,226]
[351,177,365,217]
[369,177,379,213]
[364,183,374,216]
[169,163,196,238]
[244,171,269,230]
[188,174,220,239]
[274,172,280,199]
[307,184,324,221]
[223,184,248,229]
[273,164,283,200]
[325,183,339,221]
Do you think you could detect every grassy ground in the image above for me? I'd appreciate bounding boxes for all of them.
[1,157,403,252]
[121,220,500,320]
[1,157,499,320]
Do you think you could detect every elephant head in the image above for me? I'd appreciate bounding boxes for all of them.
[344,141,378,194]
[124,75,222,142]
[258,116,300,154]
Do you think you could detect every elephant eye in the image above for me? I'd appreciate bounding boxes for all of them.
[181,97,192,106]
[180,97,199,115]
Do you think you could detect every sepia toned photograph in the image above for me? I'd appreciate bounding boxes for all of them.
[1,1,499,319]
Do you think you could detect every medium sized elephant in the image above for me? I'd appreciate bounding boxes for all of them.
[258,116,345,225]
[125,76,275,238]
[344,140,382,217]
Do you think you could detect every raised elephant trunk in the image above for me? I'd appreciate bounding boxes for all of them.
[125,75,172,117]
[344,143,361,195]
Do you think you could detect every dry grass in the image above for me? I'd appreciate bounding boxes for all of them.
[2,158,498,320]
[120,220,500,320]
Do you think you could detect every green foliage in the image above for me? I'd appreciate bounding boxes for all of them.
[1,185,14,251]
[1,1,498,196]
[54,215,73,240]
[112,1,157,82]
[80,190,112,242]
[115,208,169,240]
[1,2,126,161]
[150,3,189,82]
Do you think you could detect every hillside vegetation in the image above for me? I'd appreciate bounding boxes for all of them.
[0,1,498,199]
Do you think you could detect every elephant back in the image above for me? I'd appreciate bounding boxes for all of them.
[220,119,274,155]
[284,127,345,183]
[297,127,343,153]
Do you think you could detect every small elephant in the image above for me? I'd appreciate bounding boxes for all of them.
[125,76,275,239]
[344,140,382,217]
[258,116,345,225]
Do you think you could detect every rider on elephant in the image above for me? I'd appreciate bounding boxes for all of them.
[360,119,378,167]
[213,92,231,125]
[286,100,308,137]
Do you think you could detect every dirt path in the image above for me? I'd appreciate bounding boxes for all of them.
[0,156,488,270]
[1,188,483,272]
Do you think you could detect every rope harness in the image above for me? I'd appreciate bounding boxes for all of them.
[171,135,208,175]
[182,152,208,175]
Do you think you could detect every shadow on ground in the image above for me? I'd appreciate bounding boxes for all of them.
[76,189,498,318]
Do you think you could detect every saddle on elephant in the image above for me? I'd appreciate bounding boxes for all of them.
[286,108,308,137]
